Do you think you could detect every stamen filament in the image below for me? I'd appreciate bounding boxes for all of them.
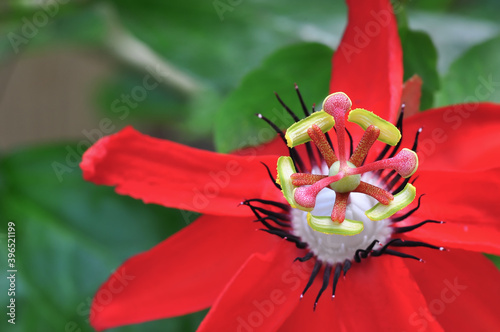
[349,125,381,167]
[291,173,327,186]
[307,124,338,167]
[331,192,349,222]
[353,181,394,205]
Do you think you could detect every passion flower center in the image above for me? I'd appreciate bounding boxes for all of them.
[277,92,419,236]
[328,161,360,193]
[251,86,444,307]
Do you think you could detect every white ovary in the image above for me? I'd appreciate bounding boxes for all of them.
[291,181,393,265]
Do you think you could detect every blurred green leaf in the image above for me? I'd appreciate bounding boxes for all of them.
[96,70,191,122]
[2,0,345,142]
[449,0,500,22]
[0,143,204,332]
[214,42,332,153]
[109,0,344,92]
[407,0,452,11]
[0,5,107,61]
[95,70,222,141]
[399,27,440,110]
[435,34,500,106]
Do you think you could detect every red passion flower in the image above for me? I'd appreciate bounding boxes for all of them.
[81,0,500,331]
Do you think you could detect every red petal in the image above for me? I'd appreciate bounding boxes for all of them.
[398,168,500,255]
[197,242,305,332]
[89,214,279,331]
[330,0,403,124]
[81,127,279,217]
[402,74,423,118]
[233,136,287,157]
[279,256,443,331]
[403,221,500,257]
[403,248,500,331]
[234,136,315,164]
[402,103,500,171]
